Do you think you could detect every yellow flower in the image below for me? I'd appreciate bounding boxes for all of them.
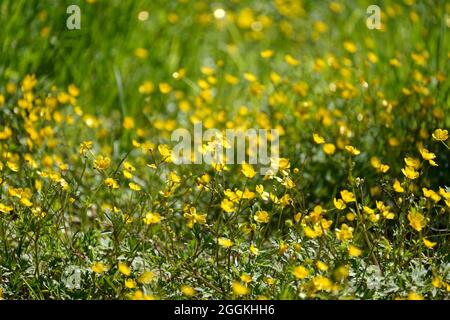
[292,265,309,279]
[20,198,33,207]
[104,178,119,189]
[407,292,423,300]
[123,116,135,130]
[312,276,333,292]
[131,290,155,300]
[407,209,427,232]
[343,41,357,53]
[79,141,93,156]
[218,237,233,248]
[419,147,436,161]
[241,162,256,178]
[183,207,206,228]
[138,81,154,94]
[249,244,259,255]
[240,274,252,284]
[128,182,141,191]
[118,262,131,276]
[0,203,13,213]
[393,180,404,193]
[284,54,300,66]
[336,223,353,241]
[158,144,172,160]
[402,166,419,179]
[138,271,155,284]
[181,285,196,297]
[323,143,336,155]
[423,238,437,248]
[260,50,274,58]
[345,145,360,156]
[232,281,249,296]
[143,212,161,225]
[221,198,235,213]
[432,277,442,288]
[348,244,362,257]
[91,262,107,274]
[432,129,448,141]
[134,47,148,59]
[316,261,329,271]
[254,210,270,223]
[125,278,137,289]
[340,190,355,203]
[404,157,420,169]
[94,155,111,170]
[313,133,325,144]
[333,198,346,210]
[159,82,172,94]
[303,225,319,239]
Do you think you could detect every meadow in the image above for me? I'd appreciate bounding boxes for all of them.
[0,0,449,299]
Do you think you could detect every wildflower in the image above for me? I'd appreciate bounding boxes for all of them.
[312,276,333,292]
[292,266,309,279]
[303,225,319,239]
[221,198,235,213]
[340,190,355,203]
[404,157,420,169]
[345,145,360,156]
[129,182,141,191]
[254,210,270,223]
[432,129,448,141]
[348,244,362,257]
[232,281,249,296]
[125,279,137,289]
[323,143,336,155]
[423,188,441,202]
[138,271,155,284]
[139,81,154,94]
[104,178,119,189]
[316,261,329,271]
[241,162,256,178]
[343,41,357,53]
[407,209,427,232]
[158,144,172,162]
[313,133,325,144]
[134,47,148,59]
[131,290,154,300]
[91,262,107,274]
[218,237,233,248]
[260,50,274,58]
[79,141,93,156]
[336,224,353,241]
[94,155,111,170]
[123,117,135,130]
[432,277,442,289]
[423,238,437,248]
[419,147,436,161]
[240,274,252,284]
[159,82,172,94]
[118,262,131,276]
[0,203,13,214]
[393,180,404,193]
[249,244,259,255]
[402,166,419,179]
[181,285,196,297]
[183,207,206,228]
[407,292,423,300]
[20,198,33,207]
[284,54,300,66]
[143,212,161,225]
[333,198,346,210]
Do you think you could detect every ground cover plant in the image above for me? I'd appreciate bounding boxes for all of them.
[0,0,449,299]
